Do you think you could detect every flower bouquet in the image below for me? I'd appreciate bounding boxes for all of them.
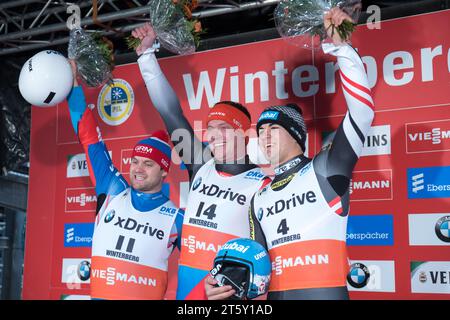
[274,0,362,49]
[126,0,204,55]
[68,28,114,87]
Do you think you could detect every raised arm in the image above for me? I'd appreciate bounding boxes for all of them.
[314,9,375,196]
[133,24,208,181]
[67,61,128,198]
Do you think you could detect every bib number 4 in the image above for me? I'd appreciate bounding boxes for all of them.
[277,219,289,235]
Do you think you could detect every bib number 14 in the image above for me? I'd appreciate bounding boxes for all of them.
[195,202,217,220]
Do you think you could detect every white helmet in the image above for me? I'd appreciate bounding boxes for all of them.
[19,50,73,107]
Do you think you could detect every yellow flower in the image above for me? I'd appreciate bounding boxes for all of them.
[194,21,202,33]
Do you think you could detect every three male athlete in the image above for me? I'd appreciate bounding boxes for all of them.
[66,61,184,299]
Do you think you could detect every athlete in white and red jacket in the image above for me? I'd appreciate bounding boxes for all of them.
[208,7,375,300]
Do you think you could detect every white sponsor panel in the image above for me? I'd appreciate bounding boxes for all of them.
[347,260,396,292]
[409,213,450,246]
[67,151,112,178]
[61,258,91,285]
[361,125,391,156]
[66,153,89,178]
[411,261,450,294]
[179,181,190,208]
[61,294,91,300]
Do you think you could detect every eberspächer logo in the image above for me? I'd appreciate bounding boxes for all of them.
[408,166,450,199]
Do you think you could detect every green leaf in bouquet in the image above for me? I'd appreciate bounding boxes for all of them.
[125,35,142,51]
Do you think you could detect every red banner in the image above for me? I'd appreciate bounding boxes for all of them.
[23,10,450,300]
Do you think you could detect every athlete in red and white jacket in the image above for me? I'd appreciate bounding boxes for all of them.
[207,8,375,300]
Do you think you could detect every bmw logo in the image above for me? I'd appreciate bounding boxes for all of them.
[257,208,264,221]
[347,263,370,289]
[435,215,450,243]
[192,177,202,191]
[77,260,91,281]
[104,210,115,223]
[259,186,268,196]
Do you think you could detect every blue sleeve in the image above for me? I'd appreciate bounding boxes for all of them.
[174,208,185,250]
[67,86,87,135]
[87,142,129,196]
[67,85,128,196]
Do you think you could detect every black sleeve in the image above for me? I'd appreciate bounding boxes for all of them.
[315,43,375,196]
[248,195,268,250]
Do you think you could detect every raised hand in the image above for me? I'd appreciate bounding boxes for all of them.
[131,23,157,55]
[324,7,354,45]
[68,59,78,87]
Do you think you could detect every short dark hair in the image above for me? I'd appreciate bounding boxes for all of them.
[215,101,251,121]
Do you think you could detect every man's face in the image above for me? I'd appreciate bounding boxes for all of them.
[258,123,299,166]
[206,120,247,163]
[129,156,167,193]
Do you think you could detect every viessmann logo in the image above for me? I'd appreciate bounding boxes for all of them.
[65,187,97,212]
[91,267,157,287]
[181,235,221,254]
[272,254,329,276]
[349,170,393,201]
[406,120,450,153]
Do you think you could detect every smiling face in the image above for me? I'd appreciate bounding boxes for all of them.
[258,123,303,166]
[129,156,167,193]
[206,119,247,163]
